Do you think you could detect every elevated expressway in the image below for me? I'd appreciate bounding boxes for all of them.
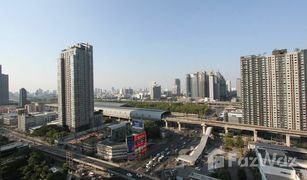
[163,115,307,147]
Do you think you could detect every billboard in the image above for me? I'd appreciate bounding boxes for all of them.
[132,119,144,130]
[134,131,147,149]
[126,131,147,159]
[127,135,135,153]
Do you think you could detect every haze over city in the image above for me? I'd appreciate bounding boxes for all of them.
[1,0,307,92]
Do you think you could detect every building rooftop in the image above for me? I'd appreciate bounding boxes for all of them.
[95,102,128,107]
[108,122,130,130]
[98,139,127,147]
[81,136,100,145]
[95,105,170,121]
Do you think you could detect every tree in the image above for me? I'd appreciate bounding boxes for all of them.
[236,136,244,148]
[31,125,70,144]
[144,121,160,140]
[47,171,66,180]
[126,101,211,115]
[21,152,52,180]
[224,134,235,150]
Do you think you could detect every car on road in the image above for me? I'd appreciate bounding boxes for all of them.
[89,172,94,177]
[136,173,143,178]
[195,167,201,171]
[126,173,133,177]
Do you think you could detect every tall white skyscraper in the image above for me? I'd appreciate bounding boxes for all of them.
[241,49,307,131]
[226,80,232,92]
[58,43,94,132]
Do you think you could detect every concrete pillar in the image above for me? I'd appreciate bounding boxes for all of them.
[224,127,228,134]
[165,120,168,129]
[178,122,181,131]
[253,130,258,142]
[286,134,291,147]
[202,124,206,135]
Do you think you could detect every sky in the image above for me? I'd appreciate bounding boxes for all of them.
[1,0,307,92]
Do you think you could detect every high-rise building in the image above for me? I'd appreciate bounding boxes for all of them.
[226,80,232,92]
[208,71,226,101]
[0,65,9,105]
[186,74,192,97]
[150,82,161,100]
[209,72,217,101]
[186,71,226,101]
[236,78,241,99]
[19,88,27,107]
[173,78,181,96]
[241,49,307,131]
[186,71,209,99]
[119,88,134,98]
[58,43,94,132]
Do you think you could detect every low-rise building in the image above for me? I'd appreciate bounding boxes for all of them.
[25,102,44,113]
[93,110,103,128]
[0,105,17,114]
[17,109,58,132]
[107,122,131,142]
[225,109,243,124]
[127,131,147,160]
[3,113,18,126]
[81,136,100,154]
[250,142,307,180]
[97,139,128,161]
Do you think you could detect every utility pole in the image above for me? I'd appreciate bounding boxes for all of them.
[66,151,74,172]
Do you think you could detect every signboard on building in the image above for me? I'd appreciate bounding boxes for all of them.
[132,119,144,130]
[134,131,147,149]
[126,131,147,160]
[127,135,135,153]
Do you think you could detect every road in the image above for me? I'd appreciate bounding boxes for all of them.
[133,128,202,176]
[0,127,156,180]
[164,115,307,137]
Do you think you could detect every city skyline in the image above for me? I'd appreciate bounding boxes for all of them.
[2,2,307,180]
[1,1,307,92]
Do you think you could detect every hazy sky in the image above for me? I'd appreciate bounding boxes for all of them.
[1,0,307,92]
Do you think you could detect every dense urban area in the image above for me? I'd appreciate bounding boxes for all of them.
[1,45,307,180]
[1,1,307,180]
